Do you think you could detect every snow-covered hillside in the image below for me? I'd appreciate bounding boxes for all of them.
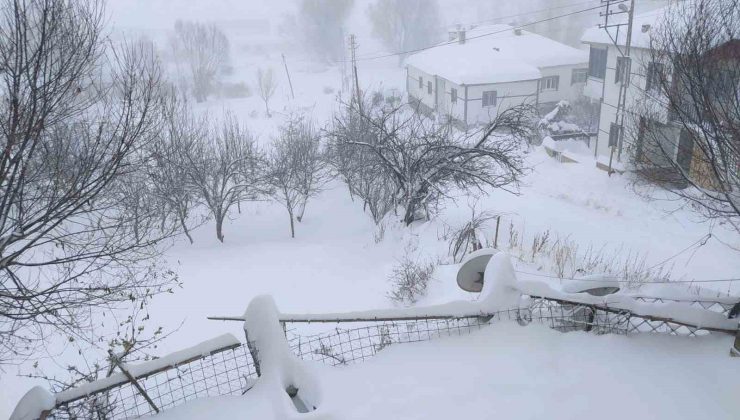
[2,1,738,418]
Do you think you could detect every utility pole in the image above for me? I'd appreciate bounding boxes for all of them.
[349,34,362,113]
[282,53,295,100]
[601,0,635,176]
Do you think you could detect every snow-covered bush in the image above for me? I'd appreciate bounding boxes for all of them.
[447,210,498,263]
[387,255,435,305]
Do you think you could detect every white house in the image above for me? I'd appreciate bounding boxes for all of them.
[405,24,589,127]
[581,9,668,163]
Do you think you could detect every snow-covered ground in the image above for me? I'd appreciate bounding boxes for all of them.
[3,0,739,418]
[152,322,740,420]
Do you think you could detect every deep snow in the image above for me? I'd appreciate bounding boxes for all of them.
[2,0,739,417]
[151,322,740,420]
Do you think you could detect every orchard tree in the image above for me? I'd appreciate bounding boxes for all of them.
[330,99,536,225]
[184,112,265,242]
[269,115,331,237]
[0,0,179,364]
[256,68,278,118]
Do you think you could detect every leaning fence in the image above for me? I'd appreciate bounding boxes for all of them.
[47,340,257,419]
[39,294,738,419]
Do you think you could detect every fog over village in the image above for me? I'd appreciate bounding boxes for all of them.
[1,1,739,419]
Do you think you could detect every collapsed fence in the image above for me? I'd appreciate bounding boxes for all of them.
[34,293,739,419]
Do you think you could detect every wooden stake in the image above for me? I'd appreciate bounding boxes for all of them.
[282,54,295,100]
[109,351,160,414]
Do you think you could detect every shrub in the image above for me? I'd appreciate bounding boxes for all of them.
[387,256,435,305]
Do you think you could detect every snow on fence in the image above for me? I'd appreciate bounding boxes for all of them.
[28,335,258,420]
[28,294,737,419]
[24,252,740,420]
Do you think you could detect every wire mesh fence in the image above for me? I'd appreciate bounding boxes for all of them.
[41,295,735,419]
[47,343,257,419]
[285,300,636,367]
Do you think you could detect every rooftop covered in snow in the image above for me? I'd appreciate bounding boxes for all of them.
[405,24,588,85]
[581,8,662,49]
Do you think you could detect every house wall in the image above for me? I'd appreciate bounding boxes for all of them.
[407,65,540,126]
[406,65,437,112]
[464,80,539,125]
[590,44,657,158]
[538,64,588,106]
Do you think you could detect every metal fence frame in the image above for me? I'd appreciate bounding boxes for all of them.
[42,295,737,419]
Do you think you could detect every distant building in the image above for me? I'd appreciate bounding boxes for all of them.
[405,24,589,127]
[581,6,738,186]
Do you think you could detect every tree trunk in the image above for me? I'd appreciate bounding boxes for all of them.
[179,215,194,244]
[264,100,271,118]
[215,213,225,242]
[289,211,295,238]
[403,201,417,226]
[296,196,308,222]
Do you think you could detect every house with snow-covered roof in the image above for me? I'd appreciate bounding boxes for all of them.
[581,2,739,186]
[405,24,589,127]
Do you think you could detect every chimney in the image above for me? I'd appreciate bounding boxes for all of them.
[449,31,458,42]
[457,24,466,44]
[514,28,522,36]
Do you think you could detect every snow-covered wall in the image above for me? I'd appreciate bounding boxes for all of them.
[539,64,588,105]
[466,80,539,125]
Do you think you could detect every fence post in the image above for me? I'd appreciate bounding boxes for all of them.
[494,215,501,249]
[731,329,740,357]
[108,351,160,414]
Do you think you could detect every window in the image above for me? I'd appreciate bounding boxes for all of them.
[451,88,458,104]
[615,56,631,84]
[645,62,664,92]
[571,68,587,84]
[608,123,622,147]
[588,46,607,79]
[418,76,423,89]
[540,76,559,91]
[482,90,497,107]
[427,81,432,94]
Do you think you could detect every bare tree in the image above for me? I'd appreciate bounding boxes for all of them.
[268,115,330,237]
[148,88,205,244]
[171,20,230,102]
[367,0,440,62]
[330,99,535,225]
[295,0,354,62]
[0,0,180,364]
[185,112,264,242]
[256,68,278,118]
[628,0,740,234]
[25,287,179,417]
[326,95,397,223]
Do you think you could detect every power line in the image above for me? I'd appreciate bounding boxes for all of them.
[438,0,601,32]
[353,0,604,60]
[342,1,628,63]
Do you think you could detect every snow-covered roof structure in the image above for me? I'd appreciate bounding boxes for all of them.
[581,1,739,50]
[581,8,663,49]
[406,24,588,85]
